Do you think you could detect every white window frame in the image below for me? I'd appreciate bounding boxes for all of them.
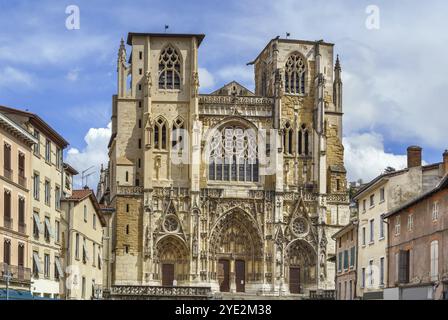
[395,216,401,236]
[432,201,439,221]
[430,240,439,281]
[369,219,375,244]
[408,214,414,231]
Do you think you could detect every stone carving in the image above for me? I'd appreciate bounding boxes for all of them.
[192,72,199,98]
[144,71,152,97]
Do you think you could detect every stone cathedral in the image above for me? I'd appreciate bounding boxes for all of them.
[98,32,350,299]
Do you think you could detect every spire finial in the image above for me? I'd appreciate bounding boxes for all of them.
[335,54,341,71]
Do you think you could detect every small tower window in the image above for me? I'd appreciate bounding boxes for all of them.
[283,121,293,155]
[154,117,167,150]
[285,53,306,94]
[158,46,181,90]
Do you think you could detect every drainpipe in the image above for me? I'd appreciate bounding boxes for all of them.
[382,214,390,296]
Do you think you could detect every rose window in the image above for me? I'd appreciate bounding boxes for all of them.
[291,217,308,237]
[163,215,179,232]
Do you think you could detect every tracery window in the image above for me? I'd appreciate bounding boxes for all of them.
[208,126,258,182]
[158,46,181,90]
[154,117,167,150]
[298,124,310,156]
[285,53,306,94]
[283,121,293,155]
[172,117,185,150]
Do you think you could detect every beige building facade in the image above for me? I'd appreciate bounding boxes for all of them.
[100,32,350,299]
[0,106,71,298]
[61,189,105,300]
[354,147,445,299]
[333,219,358,300]
[0,110,37,294]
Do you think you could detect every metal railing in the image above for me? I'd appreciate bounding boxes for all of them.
[18,223,26,234]
[3,217,13,229]
[3,167,13,180]
[0,263,31,282]
[18,174,27,188]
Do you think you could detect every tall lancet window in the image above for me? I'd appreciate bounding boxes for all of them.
[285,53,306,94]
[283,121,293,155]
[298,124,310,156]
[154,117,167,150]
[158,46,181,89]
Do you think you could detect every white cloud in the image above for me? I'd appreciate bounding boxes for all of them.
[0,66,34,88]
[198,67,215,90]
[217,65,253,83]
[65,122,111,189]
[66,68,80,81]
[343,132,408,183]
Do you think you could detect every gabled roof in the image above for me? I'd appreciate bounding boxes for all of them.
[126,32,205,46]
[353,168,408,200]
[0,105,69,148]
[63,189,106,226]
[63,162,79,175]
[331,219,358,240]
[210,81,254,96]
[383,174,448,219]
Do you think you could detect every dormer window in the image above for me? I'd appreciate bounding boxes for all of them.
[158,46,181,90]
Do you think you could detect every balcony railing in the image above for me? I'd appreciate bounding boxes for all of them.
[0,263,31,283]
[18,174,27,188]
[3,217,13,229]
[106,285,212,299]
[3,167,13,180]
[18,222,26,234]
[116,185,144,195]
[309,290,336,300]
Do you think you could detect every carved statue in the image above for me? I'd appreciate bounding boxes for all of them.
[192,72,199,98]
[144,71,152,97]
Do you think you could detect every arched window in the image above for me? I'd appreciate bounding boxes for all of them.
[208,126,258,182]
[298,124,310,156]
[172,117,185,150]
[283,121,293,155]
[154,118,167,150]
[285,53,306,94]
[261,70,267,96]
[158,46,181,90]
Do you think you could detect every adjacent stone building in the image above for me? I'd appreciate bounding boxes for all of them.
[100,32,350,299]
[61,189,106,300]
[384,156,448,300]
[0,110,37,296]
[333,219,358,300]
[353,147,445,299]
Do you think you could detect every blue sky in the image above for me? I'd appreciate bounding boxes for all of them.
[1,0,447,187]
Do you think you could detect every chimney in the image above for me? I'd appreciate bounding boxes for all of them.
[407,146,422,168]
[443,150,448,174]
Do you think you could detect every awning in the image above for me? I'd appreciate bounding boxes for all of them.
[33,213,43,234]
[55,257,64,278]
[33,252,41,274]
[0,289,34,300]
[44,218,53,238]
[83,242,89,261]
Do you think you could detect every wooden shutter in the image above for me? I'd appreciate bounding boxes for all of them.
[4,191,11,219]
[18,245,24,266]
[4,143,11,170]
[398,250,410,283]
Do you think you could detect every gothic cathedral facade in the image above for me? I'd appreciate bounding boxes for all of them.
[98,32,350,298]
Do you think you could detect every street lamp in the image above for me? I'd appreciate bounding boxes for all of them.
[2,264,14,300]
